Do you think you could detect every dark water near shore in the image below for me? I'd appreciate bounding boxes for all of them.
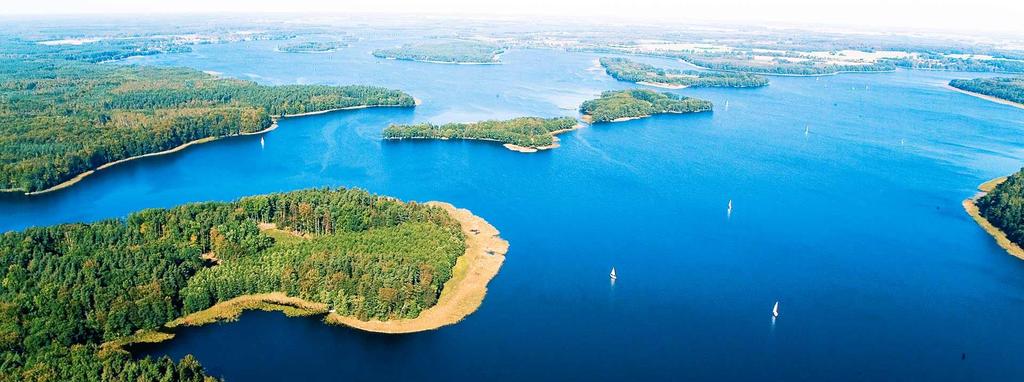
[4,40,1024,380]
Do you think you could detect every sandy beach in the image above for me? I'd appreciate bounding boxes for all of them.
[327,202,509,333]
[963,176,1024,261]
[499,123,585,153]
[944,84,1024,110]
[637,81,688,89]
[125,201,508,339]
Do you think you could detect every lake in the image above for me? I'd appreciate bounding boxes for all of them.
[2,39,1024,380]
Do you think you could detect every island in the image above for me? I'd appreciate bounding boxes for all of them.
[964,172,1024,260]
[0,58,416,194]
[277,40,348,53]
[383,117,580,153]
[599,57,768,88]
[947,77,1024,109]
[372,40,504,64]
[0,188,508,380]
[579,89,713,123]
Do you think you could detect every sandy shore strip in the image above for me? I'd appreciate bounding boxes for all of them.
[944,84,1024,111]
[963,176,1024,260]
[637,81,688,89]
[326,202,508,333]
[117,201,508,341]
[10,103,416,196]
[581,114,647,123]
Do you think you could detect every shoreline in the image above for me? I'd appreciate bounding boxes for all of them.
[943,84,1024,110]
[7,103,417,196]
[637,81,688,89]
[679,59,896,77]
[378,55,502,65]
[326,202,508,333]
[111,201,508,344]
[582,110,704,124]
[962,176,1024,261]
[386,123,586,154]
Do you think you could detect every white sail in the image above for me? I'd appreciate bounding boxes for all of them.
[610,267,617,279]
[260,136,265,148]
[772,301,780,318]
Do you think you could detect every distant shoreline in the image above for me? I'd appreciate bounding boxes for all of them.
[107,201,508,346]
[944,84,1024,110]
[962,176,1024,261]
[378,54,502,65]
[680,59,896,77]
[5,102,418,196]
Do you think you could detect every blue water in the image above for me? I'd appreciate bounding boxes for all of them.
[3,40,1024,380]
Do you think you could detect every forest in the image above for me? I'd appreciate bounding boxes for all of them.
[0,58,415,193]
[977,170,1024,248]
[949,77,1024,105]
[277,41,349,53]
[579,89,713,123]
[383,117,578,148]
[4,31,296,63]
[889,56,1024,73]
[372,41,504,64]
[0,188,465,381]
[674,52,897,75]
[600,57,768,88]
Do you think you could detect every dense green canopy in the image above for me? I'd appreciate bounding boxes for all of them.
[579,89,712,123]
[277,41,348,53]
[977,170,1024,246]
[600,57,768,88]
[0,188,465,381]
[949,77,1024,105]
[383,117,578,148]
[372,41,504,64]
[0,59,415,193]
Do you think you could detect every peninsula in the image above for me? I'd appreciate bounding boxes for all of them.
[964,171,1024,260]
[383,116,581,153]
[372,40,504,64]
[579,89,713,123]
[948,77,1024,110]
[600,57,768,88]
[0,58,416,194]
[0,188,508,379]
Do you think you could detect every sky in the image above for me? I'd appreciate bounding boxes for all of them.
[4,0,1024,35]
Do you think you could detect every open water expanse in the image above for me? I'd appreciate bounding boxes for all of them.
[2,39,1024,380]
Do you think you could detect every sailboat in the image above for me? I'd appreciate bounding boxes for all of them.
[609,267,617,280]
[727,199,733,216]
[772,301,780,318]
[260,136,265,148]
[724,100,730,111]
[804,125,809,135]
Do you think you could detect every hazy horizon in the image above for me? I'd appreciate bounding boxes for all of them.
[4,0,1023,37]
